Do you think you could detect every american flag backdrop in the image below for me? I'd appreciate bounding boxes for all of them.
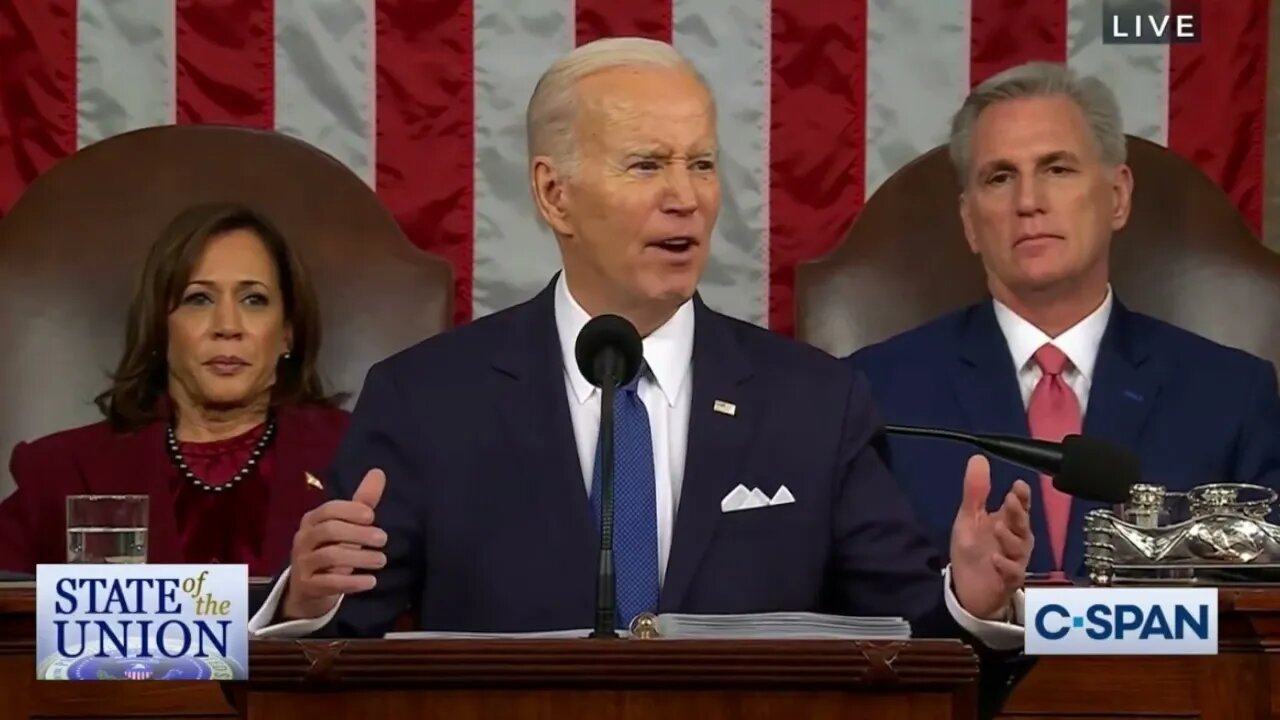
[0,0,1271,336]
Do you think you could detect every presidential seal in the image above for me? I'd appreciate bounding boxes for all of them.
[37,638,243,680]
[39,654,241,680]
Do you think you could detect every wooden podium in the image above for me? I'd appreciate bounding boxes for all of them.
[0,584,979,719]
[996,588,1280,719]
[9,583,1280,718]
[228,637,979,719]
[0,583,233,719]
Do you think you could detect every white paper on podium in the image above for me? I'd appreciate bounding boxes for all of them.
[384,612,911,641]
[655,612,911,640]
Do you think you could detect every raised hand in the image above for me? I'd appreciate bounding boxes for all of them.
[949,454,1034,620]
[281,468,388,620]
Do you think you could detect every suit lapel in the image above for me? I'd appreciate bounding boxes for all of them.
[1066,301,1163,573]
[952,302,1031,436]
[660,298,756,611]
[950,301,1054,572]
[491,279,599,564]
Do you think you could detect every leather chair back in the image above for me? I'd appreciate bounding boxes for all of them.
[796,136,1280,372]
[0,125,452,493]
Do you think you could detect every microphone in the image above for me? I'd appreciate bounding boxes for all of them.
[882,425,1137,504]
[575,314,644,639]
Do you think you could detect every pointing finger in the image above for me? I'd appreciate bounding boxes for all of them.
[1011,478,1032,510]
[1000,489,1032,537]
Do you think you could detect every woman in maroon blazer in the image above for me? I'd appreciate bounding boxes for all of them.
[0,202,350,576]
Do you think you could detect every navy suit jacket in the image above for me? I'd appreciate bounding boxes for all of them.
[847,298,1280,576]
[316,278,961,639]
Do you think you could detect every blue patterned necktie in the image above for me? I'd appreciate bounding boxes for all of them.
[590,368,659,629]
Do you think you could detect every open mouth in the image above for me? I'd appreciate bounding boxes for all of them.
[648,236,697,254]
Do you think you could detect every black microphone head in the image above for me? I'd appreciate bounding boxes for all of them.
[575,314,643,388]
[1054,435,1139,503]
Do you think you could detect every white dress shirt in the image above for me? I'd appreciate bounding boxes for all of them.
[556,274,693,586]
[249,273,1025,648]
[992,285,1114,413]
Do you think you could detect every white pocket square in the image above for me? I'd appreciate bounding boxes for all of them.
[720,484,796,513]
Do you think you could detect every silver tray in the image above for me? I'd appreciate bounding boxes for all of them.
[1083,482,1280,585]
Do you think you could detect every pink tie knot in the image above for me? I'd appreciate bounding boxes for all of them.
[1033,344,1071,376]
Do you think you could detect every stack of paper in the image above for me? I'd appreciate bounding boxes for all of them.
[654,612,911,640]
[384,613,910,641]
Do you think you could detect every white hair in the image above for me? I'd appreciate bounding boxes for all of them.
[525,36,713,176]
[948,61,1126,185]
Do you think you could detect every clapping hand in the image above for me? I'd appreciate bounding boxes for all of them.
[948,455,1034,620]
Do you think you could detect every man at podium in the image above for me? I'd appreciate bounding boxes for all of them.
[249,38,1032,651]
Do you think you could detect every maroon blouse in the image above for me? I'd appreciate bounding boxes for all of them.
[169,423,274,572]
[0,404,350,576]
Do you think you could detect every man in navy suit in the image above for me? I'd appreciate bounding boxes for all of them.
[848,61,1280,579]
[249,37,1032,650]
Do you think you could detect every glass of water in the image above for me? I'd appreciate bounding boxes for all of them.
[66,495,149,564]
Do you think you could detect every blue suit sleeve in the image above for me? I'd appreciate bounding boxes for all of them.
[322,360,427,638]
[828,367,958,638]
[1231,361,1280,492]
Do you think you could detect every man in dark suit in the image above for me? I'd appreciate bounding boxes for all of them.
[249,37,1033,649]
[848,61,1280,579]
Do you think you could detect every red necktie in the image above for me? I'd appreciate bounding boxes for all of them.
[1027,344,1082,574]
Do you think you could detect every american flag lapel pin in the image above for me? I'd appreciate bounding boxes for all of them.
[305,472,324,490]
[713,399,737,416]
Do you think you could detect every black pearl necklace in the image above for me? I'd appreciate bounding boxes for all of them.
[165,418,277,493]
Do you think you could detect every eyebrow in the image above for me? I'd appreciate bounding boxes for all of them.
[1037,150,1080,166]
[184,279,268,290]
[624,146,717,159]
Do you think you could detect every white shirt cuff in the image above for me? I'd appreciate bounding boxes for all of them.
[942,564,1025,651]
[247,566,344,638]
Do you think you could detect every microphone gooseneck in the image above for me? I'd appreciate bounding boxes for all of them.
[574,314,644,638]
[882,424,1136,504]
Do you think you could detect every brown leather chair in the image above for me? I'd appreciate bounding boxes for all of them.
[0,125,452,494]
[796,135,1280,372]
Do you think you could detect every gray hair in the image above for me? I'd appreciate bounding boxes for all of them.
[526,36,712,176]
[948,61,1126,184]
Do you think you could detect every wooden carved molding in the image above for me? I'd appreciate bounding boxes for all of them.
[300,641,348,682]
[242,638,978,689]
[856,641,904,684]
[0,587,35,614]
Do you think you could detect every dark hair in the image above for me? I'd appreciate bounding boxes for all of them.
[95,202,336,431]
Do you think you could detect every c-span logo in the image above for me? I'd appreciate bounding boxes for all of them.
[1026,587,1217,655]
[35,564,248,680]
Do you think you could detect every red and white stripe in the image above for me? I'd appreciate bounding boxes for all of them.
[0,0,1269,336]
